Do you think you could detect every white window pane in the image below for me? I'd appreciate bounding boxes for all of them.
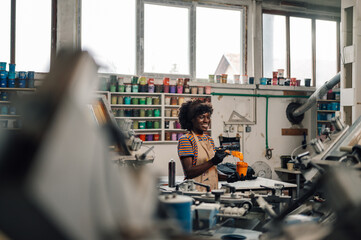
[290,17,312,82]
[144,4,189,75]
[82,0,136,74]
[263,14,287,78]
[197,7,242,80]
[0,1,11,64]
[316,20,337,87]
[16,0,51,72]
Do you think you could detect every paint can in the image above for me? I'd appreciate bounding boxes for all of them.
[249,77,254,84]
[133,109,140,117]
[163,85,170,93]
[146,97,152,105]
[170,85,176,93]
[153,97,160,105]
[132,84,139,93]
[154,134,160,141]
[215,75,221,83]
[131,76,139,85]
[191,87,198,94]
[111,96,117,104]
[0,71,7,80]
[125,84,131,92]
[170,97,177,105]
[260,78,267,85]
[165,132,171,140]
[146,134,153,141]
[139,121,146,129]
[178,97,185,105]
[305,78,311,87]
[0,79,7,87]
[133,120,139,129]
[139,134,146,141]
[124,97,131,105]
[221,74,228,83]
[117,96,123,104]
[164,121,170,129]
[177,85,183,94]
[154,109,160,117]
[140,109,145,117]
[139,97,146,105]
[155,84,163,92]
[1,92,8,101]
[0,62,6,71]
[165,97,171,105]
[272,78,278,85]
[132,98,139,105]
[171,109,178,117]
[146,121,153,129]
[168,159,176,187]
[198,86,204,94]
[171,133,177,141]
[158,195,192,233]
[154,121,160,129]
[146,109,153,117]
[148,84,155,93]
[208,75,214,83]
[8,79,15,88]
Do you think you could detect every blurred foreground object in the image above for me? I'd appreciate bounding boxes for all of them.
[0,50,158,240]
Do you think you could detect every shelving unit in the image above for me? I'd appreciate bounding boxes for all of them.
[0,87,36,130]
[317,95,340,136]
[98,90,211,143]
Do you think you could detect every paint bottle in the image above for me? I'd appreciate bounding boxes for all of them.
[146,121,153,129]
[132,84,139,92]
[154,121,160,129]
[124,97,131,105]
[131,98,139,105]
[111,96,117,104]
[171,133,177,141]
[140,109,145,117]
[139,97,146,105]
[131,76,139,85]
[168,159,176,187]
[125,84,131,92]
[139,134,146,141]
[146,109,153,117]
[146,134,153,141]
[148,78,155,93]
[117,96,123,104]
[154,134,160,141]
[146,97,152,105]
[165,132,171,140]
[139,121,146,129]
[154,109,160,117]
[170,85,176,93]
[153,97,160,105]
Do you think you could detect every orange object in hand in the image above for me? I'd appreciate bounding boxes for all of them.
[230,151,248,178]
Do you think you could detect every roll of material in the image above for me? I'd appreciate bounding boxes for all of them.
[159,194,192,233]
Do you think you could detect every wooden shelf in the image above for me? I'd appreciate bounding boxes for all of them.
[109,92,162,96]
[0,87,36,91]
[115,117,161,120]
[317,110,338,113]
[164,93,211,97]
[164,105,181,108]
[317,120,332,123]
[0,115,21,118]
[133,129,162,132]
[0,101,11,104]
[111,104,162,108]
[317,99,339,102]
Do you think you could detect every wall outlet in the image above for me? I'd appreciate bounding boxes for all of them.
[245,126,251,132]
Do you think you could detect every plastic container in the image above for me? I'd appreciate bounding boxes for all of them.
[146,121,153,129]
[8,79,15,88]
[139,134,146,141]
[171,133,177,141]
[146,97,152,105]
[131,98,139,105]
[111,96,117,104]
[154,134,160,141]
[125,84,131,92]
[139,121,146,129]
[163,85,170,93]
[124,97,131,105]
[154,121,160,129]
[170,85,176,93]
[0,71,7,79]
[132,84,139,93]
[0,62,6,71]
[177,85,183,94]
[154,109,160,117]
[27,71,34,79]
[139,98,146,105]
[117,96,123,104]
[146,134,153,141]
[0,79,7,87]
[237,161,248,178]
[260,78,267,85]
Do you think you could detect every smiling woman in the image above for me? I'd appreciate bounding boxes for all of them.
[177,99,230,191]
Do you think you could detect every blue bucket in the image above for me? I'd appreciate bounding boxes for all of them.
[19,79,26,88]
[0,79,7,88]
[8,79,15,88]
[159,195,192,233]
[7,72,15,80]
[1,92,8,100]
[28,71,35,80]
[0,71,7,79]
[0,62,6,71]
[18,71,27,79]
[9,64,15,72]
[260,78,267,85]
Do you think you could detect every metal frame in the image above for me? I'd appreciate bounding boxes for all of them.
[262,9,341,87]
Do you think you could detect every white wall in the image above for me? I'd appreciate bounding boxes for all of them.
[150,85,315,179]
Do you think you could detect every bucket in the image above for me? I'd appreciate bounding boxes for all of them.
[159,195,192,233]
[237,161,248,178]
[0,62,6,71]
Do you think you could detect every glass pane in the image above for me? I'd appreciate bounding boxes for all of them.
[16,0,51,72]
[263,14,287,78]
[0,1,11,64]
[290,17,312,83]
[82,0,136,74]
[144,4,189,74]
[197,7,242,80]
[316,20,337,87]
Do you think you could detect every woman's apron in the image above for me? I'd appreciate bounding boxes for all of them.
[192,131,218,192]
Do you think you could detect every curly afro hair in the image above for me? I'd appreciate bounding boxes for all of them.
[178,99,213,131]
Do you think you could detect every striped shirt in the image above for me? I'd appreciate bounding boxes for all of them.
[177,133,215,166]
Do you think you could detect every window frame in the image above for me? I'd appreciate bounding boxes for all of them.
[136,0,247,81]
[262,9,340,87]
[5,0,56,72]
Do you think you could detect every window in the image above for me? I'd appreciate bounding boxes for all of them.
[82,0,136,74]
[263,14,286,78]
[262,13,339,87]
[196,6,243,80]
[0,1,11,63]
[144,3,189,75]
[16,0,51,72]
[290,17,312,82]
[316,20,337,87]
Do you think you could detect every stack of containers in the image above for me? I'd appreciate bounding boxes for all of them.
[0,62,7,87]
